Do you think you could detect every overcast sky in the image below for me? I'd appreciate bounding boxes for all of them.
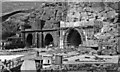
[1,0,119,2]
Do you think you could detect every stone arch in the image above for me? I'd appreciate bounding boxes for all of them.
[63,28,85,48]
[26,34,33,47]
[44,33,54,46]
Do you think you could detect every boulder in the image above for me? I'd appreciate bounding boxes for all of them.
[107,10,117,18]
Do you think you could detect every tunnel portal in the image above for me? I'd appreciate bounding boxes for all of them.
[65,28,82,47]
[45,33,53,46]
[26,34,33,47]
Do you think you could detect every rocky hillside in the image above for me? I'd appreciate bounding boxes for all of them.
[66,2,120,54]
[2,2,68,39]
[2,2,120,43]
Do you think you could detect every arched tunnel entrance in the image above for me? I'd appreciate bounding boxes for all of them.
[64,28,82,48]
[45,33,54,47]
[26,34,33,47]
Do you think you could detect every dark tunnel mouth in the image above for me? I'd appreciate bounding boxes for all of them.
[26,34,33,46]
[45,33,53,46]
[65,28,82,47]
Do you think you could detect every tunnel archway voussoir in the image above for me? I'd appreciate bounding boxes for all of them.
[64,28,83,48]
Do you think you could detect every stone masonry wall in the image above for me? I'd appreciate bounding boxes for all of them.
[27,2,68,47]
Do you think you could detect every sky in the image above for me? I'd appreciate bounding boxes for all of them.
[1,0,119,2]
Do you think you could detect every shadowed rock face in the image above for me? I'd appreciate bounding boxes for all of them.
[1,8,35,22]
[1,10,24,22]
